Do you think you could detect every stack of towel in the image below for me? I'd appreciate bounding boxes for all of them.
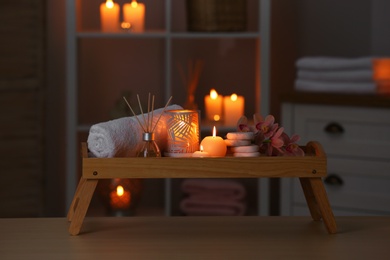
[180,179,247,216]
[294,56,377,94]
[87,104,182,158]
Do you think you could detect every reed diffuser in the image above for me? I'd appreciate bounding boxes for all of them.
[178,59,203,110]
[123,93,172,157]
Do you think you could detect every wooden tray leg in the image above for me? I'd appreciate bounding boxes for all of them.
[299,178,322,221]
[67,178,86,222]
[300,177,337,234]
[68,178,98,236]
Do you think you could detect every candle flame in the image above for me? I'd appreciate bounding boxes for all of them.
[131,0,138,8]
[212,126,216,137]
[116,185,124,196]
[200,145,204,152]
[230,93,238,101]
[106,0,114,8]
[121,22,131,29]
[210,89,218,100]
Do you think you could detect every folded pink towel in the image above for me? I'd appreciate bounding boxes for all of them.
[181,179,246,200]
[180,197,246,216]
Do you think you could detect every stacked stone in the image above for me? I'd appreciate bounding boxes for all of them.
[224,132,260,157]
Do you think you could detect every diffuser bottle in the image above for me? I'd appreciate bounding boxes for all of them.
[137,132,161,157]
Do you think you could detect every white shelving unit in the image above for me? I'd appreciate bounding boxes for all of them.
[65,0,271,216]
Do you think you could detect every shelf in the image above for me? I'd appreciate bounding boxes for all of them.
[171,32,260,39]
[78,122,236,135]
[77,30,167,39]
[77,31,261,39]
[66,0,270,218]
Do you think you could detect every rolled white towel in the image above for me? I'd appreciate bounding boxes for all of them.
[297,69,374,82]
[296,57,374,71]
[87,104,182,158]
[295,79,376,94]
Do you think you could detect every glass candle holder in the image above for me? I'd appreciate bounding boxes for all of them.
[165,109,200,157]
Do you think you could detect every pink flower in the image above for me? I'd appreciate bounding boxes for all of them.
[236,116,251,132]
[281,133,305,156]
[255,115,279,138]
[253,113,263,125]
[264,127,284,156]
[271,127,284,148]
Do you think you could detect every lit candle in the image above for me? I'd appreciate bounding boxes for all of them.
[109,185,131,210]
[100,0,120,32]
[223,93,244,126]
[204,89,223,122]
[200,126,227,157]
[123,0,146,33]
[192,145,210,158]
[373,58,390,94]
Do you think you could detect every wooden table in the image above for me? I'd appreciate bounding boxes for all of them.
[1,216,389,259]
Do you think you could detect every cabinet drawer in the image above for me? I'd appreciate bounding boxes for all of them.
[293,104,390,159]
[292,158,390,214]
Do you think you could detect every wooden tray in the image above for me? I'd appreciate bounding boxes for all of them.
[67,141,337,235]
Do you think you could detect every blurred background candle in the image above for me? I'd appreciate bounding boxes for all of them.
[223,93,244,126]
[200,126,227,157]
[373,58,390,94]
[110,185,131,210]
[97,178,142,216]
[204,89,222,122]
[123,0,146,32]
[100,0,120,32]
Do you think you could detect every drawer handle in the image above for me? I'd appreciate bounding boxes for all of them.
[324,174,344,187]
[324,122,344,134]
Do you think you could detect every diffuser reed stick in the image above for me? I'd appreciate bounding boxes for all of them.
[123,94,172,157]
[122,94,173,134]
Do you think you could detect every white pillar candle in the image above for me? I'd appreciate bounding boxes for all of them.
[204,89,223,122]
[123,0,146,32]
[200,126,227,157]
[223,93,244,126]
[100,0,120,32]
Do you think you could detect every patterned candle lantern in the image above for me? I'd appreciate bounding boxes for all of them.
[165,110,200,157]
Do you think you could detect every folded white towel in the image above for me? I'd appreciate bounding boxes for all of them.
[295,79,376,94]
[87,104,182,158]
[297,69,373,82]
[296,57,374,71]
